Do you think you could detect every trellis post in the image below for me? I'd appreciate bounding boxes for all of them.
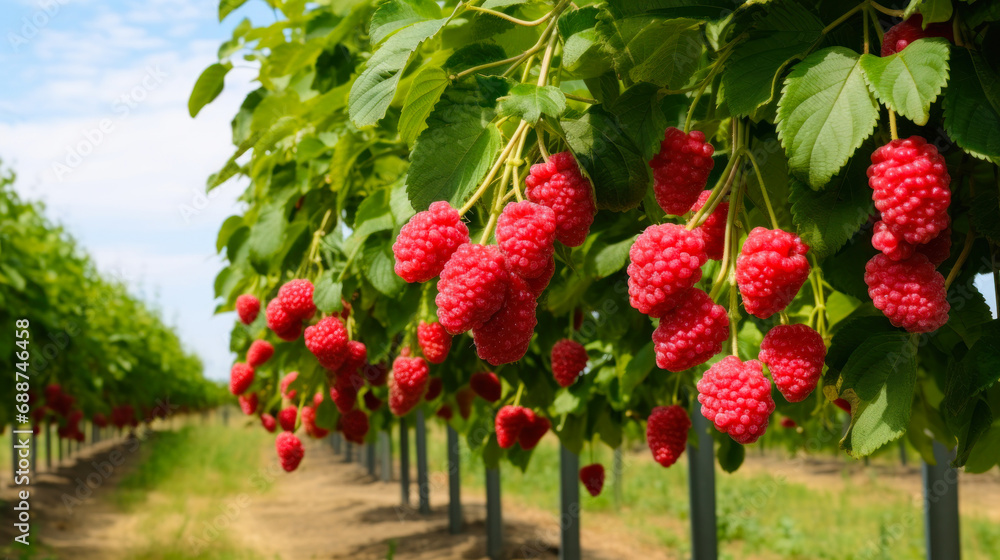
[485,466,502,560]
[447,426,462,534]
[400,417,410,505]
[415,409,430,514]
[923,441,960,560]
[688,412,718,560]
[559,445,581,560]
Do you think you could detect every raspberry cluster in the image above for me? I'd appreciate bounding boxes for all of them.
[735,227,811,319]
[472,275,538,366]
[579,464,605,497]
[551,338,588,388]
[690,190,728,260]
[229,363,254,395]
[758,324,826,402]
[278,406,297,432]
[627,224,707,318]
[435,243,509,334]
[236,294,260,324]
[301,405,329,439]
[389,356,429,416]
[417,321,452,364]
[470,372,501,402]
[277,279,316,321]
[495,405,550,449]
[341,409,370,444]
[864,253,950,333]
[881,15,954,56]
[266,298,302,341]
[496,201,557,279]
[649,127,716,215]
[646,405,690,468]
[331,371,360,413]
[652,288,729,372]
[525,151,597,247]
[393,201,470,283]
[304,316,349,370]
[697,357,775,444]
[276,432,304,472]
[238,393,258,415]
[868,137,951,246]
[246,340,273,368]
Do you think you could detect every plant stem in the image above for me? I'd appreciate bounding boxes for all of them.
[564,93,598,104]
[479,164,512,244]
[869,1,904,16]
[822,3,864,35]
[688,152,739,230]
[536,26,559,87]
[453,53,530,81]
[336,242,363,282]
[863,5,870,55]
[745,147,780,230]
[513,383,525,407]
[465,4,552,27]
[888,108,898,140]
[459,121,530,215]
[944,230,976,290]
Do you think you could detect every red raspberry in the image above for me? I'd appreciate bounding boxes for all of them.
[331,372,360,413]
[735,227,810,319]
[266,299,301,341]
[472,275,537,365]
[436,243,509,334]
[551,338,588,388]
[495,405,530,449]
[759,324,826,402]
[389,356,430,416]
[627,223,707,318]
[697,356,775,444]
[646,405,691,468]
[525,151,596,247]
[425,377,443,401]
[313,391,324,407]
[691,190,728,260]
[277,279,316,320]
[470,372,502,402]
[338,341,368,375]
[573,309,584,331]
[917,224,952,266]
[649,127,716,215]
[229,363,254,395]
[496,201,557,278]
[276,432,304,472]
[881,15,954,56]
[246,340,274,367]
[261,413,277,432]
[418,321,452,364]
[236,294,260,324]
[456,387,475,419]
[652,288,729,372]
[518,411,550,449]
[780,417,797,429]
[864,253,950,333]
[363,362,389,386]
[393,201,470,283]
[278,406,298,432]
[579,464,605,497]
[44,384,62,404]
[868,136,951,245]
[301,405,329,439]
[523,256,555,296]
[436,404,453,420]
[341,409,370,444]
[834,398,852,413]
[305,317,349,370]
[362,391,381,412]
[238,393,258,415]
[873,217,953,266]
[91,412,107,428]
[280,371,299,400]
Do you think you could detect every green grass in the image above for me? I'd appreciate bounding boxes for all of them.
[423,425,1000,560]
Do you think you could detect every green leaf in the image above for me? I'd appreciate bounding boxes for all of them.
[215,215,244,253]
[777,47,879,189]
[588,236,635,278]
[618,341,655,399]
[369,0,442,45]
[405,79,506,212]
[219,0,249,21]
[315,397,339,430]
[943,49,1000,162]
[859,39,950,126]
[970,186,1000,245]
[717,434,745,473]
[444,43,508,74]
[953,399,993,467]
[788,147,873,258]
[188,63,231,117]
[597,15,703,90]
[839,333,918,457]
[349,16,449,128]
[603,0,734,22]
[964,421,1000,473]
[721,1,824,117]
[608,82,670,161]
[903,0,952,24]
[313,270,343,314]
[497,84,566,124]
[947,320,1000,414]
[363,240,406,296]
[596,408,623,448]
[559,7,613,79]
[560,105,650,212]
[247,200,288,270]
[399,66,450,145]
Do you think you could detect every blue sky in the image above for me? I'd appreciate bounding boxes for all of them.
[0,0,276,380]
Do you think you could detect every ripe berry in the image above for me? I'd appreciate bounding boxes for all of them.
[735,227,810,319]
[525,151,596,247]
[646,405,691,468]
[456,388,475,419]
[277,279,316,320]
[276,432,304,472]
[238,393,259,415]
[652,288,729,372]
[868,136,951,245]
[470,372,501,402]
[425,377,443,401]
[393,201,470,283]
[229,363,254,395]
[338,341,368,375]
[280,371,299,400]
[266,299,301,341]
[627,223,707,318]
[834,398,852,413]
[759,324,826,402]
[875,219,953,266]
[331,372,360,413]
[579,464,605,497]
[864,253,950,333]
[418,321,452,364]
[551,338,587,388]
[697,356,775,444]
[363,362,389,386]
[341,409,370,444]
[278,406,297,432]
[523,256,555,296]
[472,274,537,365]
[496,201,557,279]
[881,15,954,56]
[781,417,797,429]
[436,404,454,420]
[691,190,728,260]
[246,340,274,368]
[495,405,530,449]
[436,243,509,334]
[304,317,349,370]
[649,127,716,215]
[301,406,329,439]
[363,391,383,412]
[236,294,260,324]
[518,411,550,450]
[917,224,952,266]
[261,413,277,432]
[389,356,430,416]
